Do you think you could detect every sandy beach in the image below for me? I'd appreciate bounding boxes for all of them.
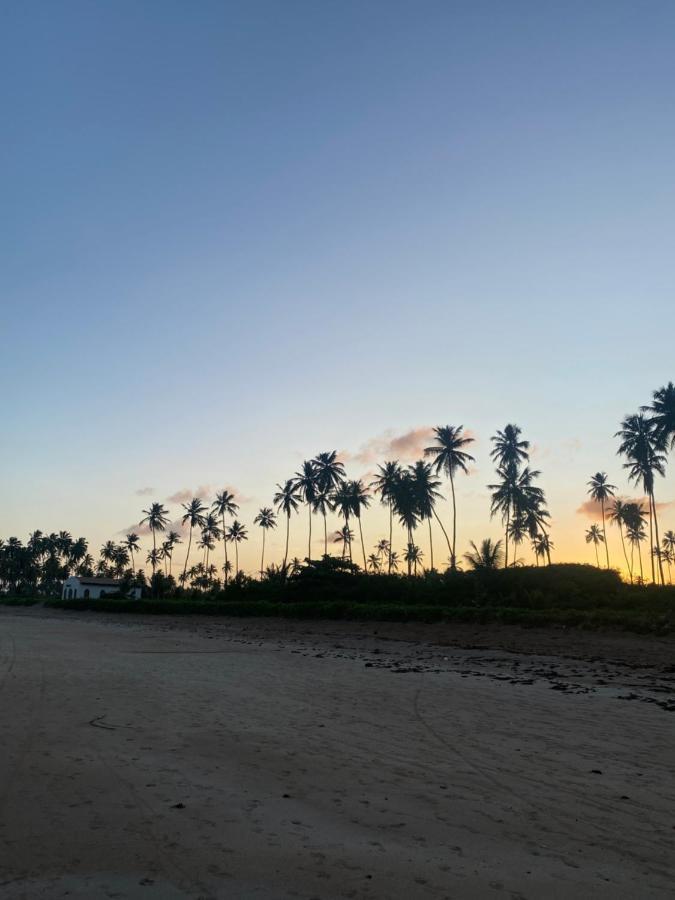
[0,608,673,899]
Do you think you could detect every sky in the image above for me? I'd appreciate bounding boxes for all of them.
[2,0,675,574]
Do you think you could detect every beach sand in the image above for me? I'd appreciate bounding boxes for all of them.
[0,608,673,899]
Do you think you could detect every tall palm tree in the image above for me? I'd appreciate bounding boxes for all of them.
[212,490,239,585]
[370,461,402,574]
[585,524,604,567]
[273,480,301,570]
[124,532,141,574]
[424,425,475,569]
[489,425,530,567]
[642,382,675,451]
[367,553,381,573]
[507,514,528,566]
[375,538,391,567]
[313,451,346,550]
[294,460,319,561]
[616,414,666,583]
[626,521,647,583]
[140,502,170,575]
[146,548,162,572]
[586,473,616,569]
[226,520,248,575]
[660,531,674,584]
[408,460,446,571]
[163,530,182,576]
[532,533,553,566]
[390,471,419,576]
[254,507,277,576]
[464,538,503,571]
[200,513,221,569]
[348,479,371,570]
[180,498,207,583]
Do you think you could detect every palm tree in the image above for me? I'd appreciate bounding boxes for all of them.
[404,542,423,576]
[180,498,207,583]
[333,526,354,559]
[226,520,248,575]
[388,550,400,573]
[507,515,528,566]
[212,490,239,585]
[332,482,355,563]
[424,425,475,569]
[124,532,141,574]
[274,480,302,570]
[464,538,503,571]
[254,507,277,576]
[367,553,381,573]
[313,451,346,551]
[616,414,666,583]
[312,491,333,557]
[163,530,182,576]
[408,460,447,571]
[585,524,605,567]
[626,521,647,583]
[348,480,371,570]
[642,382,675,451]
[489,425,530,567]
[200,513,221,568]
[623,501,647,583]
[532,532,553,566]
[390,470,420,575]
[140,503,170,574]
[370,461,402,574]
[294,460,319,561]
[146,548,162,571]
[586,473,616,569]
[608,499,632,580]
[375,538,390,567]
[660,531,674,584]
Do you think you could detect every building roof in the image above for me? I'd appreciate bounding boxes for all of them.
[76,577,121,586]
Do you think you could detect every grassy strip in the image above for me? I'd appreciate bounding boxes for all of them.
[34,596,673,633]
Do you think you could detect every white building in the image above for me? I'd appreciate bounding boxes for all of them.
[62,576,142,601]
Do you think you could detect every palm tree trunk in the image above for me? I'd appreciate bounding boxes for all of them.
[601,499,610,568]
[283,514,290,570]
[638,541,644,583]
[388,502,393,574]
[308,504,312,561]
[182,526,193,583]
[651,491,665,584]
[235,542,239,575]
[428,518,434,571]
[323,511,328,557]
[433,508,452,566]
[594,542,599,567]
[648,501,655,583]
[358,517,367,570]
[260,529,266,577]
[504,505,510,569]
[222,513,229,587]
[449,470,457,569]
[618,524,631,582]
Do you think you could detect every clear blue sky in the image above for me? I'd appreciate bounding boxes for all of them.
[2,1,674,567]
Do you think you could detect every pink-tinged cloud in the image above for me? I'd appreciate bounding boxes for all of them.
[166,484,251,506]
[119,517,190,539]
[134,487,155,497]
[347,426,435,466]
[576,494,674,520]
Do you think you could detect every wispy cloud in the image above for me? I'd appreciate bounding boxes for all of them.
[342,426,436,467]
[134,487,155,497]
[166,484,252,506]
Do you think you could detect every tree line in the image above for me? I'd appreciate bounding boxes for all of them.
[1,382,674,594]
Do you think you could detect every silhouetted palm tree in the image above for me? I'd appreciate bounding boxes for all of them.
[424,425,475,569]
[642,382,675,451]
[180,498,207,583]
[163,530,181,576]
[616,414,666,583]
[312,491,333,556]
[464,538,503,571]
[146,547,162,571]
[587,473,616,568]
[404,542,423,576]
[212,490,239,585]
[367,553,381,573]
[254,507,277,576]
[294,460,319,561]
[333,525,354,559]
[124,532,140,574]
[489,425,530,567]
[608,499,632,580]
[585,524,604,567]
[390,470,419,575]
[226,520,248,575]
[348,480,371,569]
[200,512,221,569]
[274,480,301,570]
[408,460,446,571]
[313,451,346,550]
[140,503,170,576]
[507,515,528,566]
[370,461,402,574]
